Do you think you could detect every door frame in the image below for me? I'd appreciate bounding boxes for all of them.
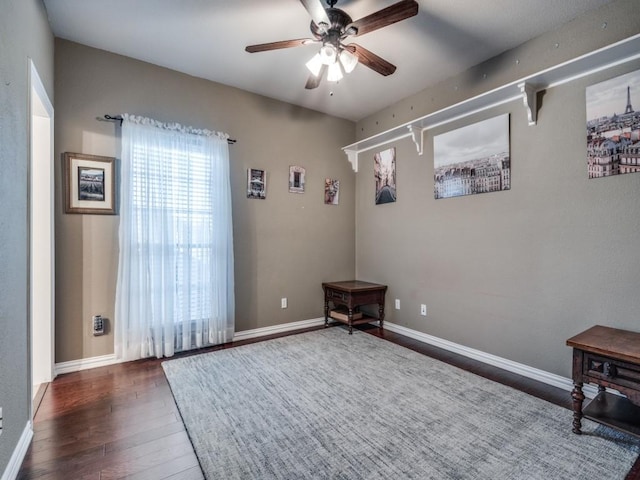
[28,58,55,407]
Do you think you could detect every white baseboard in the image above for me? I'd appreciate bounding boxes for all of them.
[53,318,594,401]
[53,318,326,375]
[233,317,326,341]
[381,321,600,399]
[1,421,33,480]
[55,353,120,376]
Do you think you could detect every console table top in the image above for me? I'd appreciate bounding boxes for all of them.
[566,325,640,364]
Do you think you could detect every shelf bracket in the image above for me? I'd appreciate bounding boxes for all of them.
[518,82,538,126]
[407,124,424,155]
[344,149,358,172]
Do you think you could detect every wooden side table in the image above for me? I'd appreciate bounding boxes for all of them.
[322,280,387,334]
[566,325,640,438]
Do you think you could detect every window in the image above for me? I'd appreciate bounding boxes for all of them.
[116,115,234,360]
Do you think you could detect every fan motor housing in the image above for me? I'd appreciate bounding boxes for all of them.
[310,8,353,40]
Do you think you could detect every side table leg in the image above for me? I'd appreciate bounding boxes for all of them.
[378,303,385,330]
[348,307,354,335]
[571,382,585,434]
[324,298,329,328]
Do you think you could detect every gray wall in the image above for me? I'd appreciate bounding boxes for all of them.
[0,0,54,472]
[54,39,356,362]
[355,0,640,378]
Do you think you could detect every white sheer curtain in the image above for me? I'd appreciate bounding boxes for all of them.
[115,114,234,361]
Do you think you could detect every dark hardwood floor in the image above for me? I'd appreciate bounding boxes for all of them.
[18,324,640,479]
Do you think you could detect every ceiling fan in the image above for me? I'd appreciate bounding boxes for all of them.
[245,0,419,89]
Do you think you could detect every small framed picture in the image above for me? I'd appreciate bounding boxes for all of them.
[247,168,267,199]
[63,152,116,214]
[289,165,306,194]
[324,178,340,205]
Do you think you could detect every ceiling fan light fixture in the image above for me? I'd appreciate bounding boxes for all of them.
[327,61,343,82]
[305,53,324,76]
[339,48,358,73]
[319,44,338,65]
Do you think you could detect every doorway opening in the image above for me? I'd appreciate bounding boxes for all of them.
[29,59,55,407]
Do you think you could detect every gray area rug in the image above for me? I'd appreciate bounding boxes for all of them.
[162,328,639,479]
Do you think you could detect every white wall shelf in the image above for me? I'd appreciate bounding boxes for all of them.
[342,33,640,172]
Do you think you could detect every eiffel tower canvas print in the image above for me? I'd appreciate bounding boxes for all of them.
[586,68,640,179]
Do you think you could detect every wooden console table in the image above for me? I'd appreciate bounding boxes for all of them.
[322,280,387,334]
[567,325,640,438]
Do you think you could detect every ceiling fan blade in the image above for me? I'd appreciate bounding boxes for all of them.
[348,0,418,37]
[305,65,327,89]
[347,44,396,76]
[299,0,330,26]
[245,38,316,53]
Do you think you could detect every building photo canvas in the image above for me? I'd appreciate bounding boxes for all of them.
[247,168,267,199]
[586,69,640,179]
[289,165,306,193]
[434,114,510,199]
[324,178,340,205]
[374,148,396,205]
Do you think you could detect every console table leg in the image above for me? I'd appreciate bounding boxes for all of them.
[571,382,585,434]
[378,303,385,330]
[324,299,329,328]
[348,307,354,335]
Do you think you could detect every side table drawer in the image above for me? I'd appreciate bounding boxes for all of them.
[584,353,640,391]
[326,289,348,302]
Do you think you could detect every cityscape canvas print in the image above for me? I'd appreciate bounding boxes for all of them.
[374,147,396,205]
[247,168,267,199]
[434,114,510,199]
[289,166,306,193]
[586,69,640,179]
[324,178,340,205]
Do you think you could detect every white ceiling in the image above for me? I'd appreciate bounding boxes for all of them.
[43,0,615,122]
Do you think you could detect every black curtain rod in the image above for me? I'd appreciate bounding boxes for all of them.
[101,115,237,144]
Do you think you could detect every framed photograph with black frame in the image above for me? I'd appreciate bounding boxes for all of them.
[63,152,116,214]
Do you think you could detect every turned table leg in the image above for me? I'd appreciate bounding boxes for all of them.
[571,382,585,434]
[378,302,385,330]
[324,298,329,328]
[347,307,354,335]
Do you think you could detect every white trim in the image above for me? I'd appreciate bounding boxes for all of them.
[28,58,56,391]
[233,317,326,342]
[29,59,53,114]
[54,318,327,374]
[381,321,600,399]
[55,353,120,376]
[53,318,600,402]
[1,421,33,480]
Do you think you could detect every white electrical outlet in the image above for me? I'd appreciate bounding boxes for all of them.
[281,297,287,309]
[420,304,427,316]
[395,299,400,310]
